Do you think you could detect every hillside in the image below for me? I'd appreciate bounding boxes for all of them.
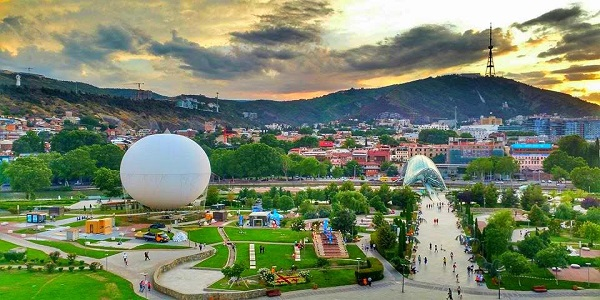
[0,70,598,129]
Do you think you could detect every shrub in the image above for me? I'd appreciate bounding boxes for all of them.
[40,259,45,264]
[58,267,63,272]
[355,258,384,281]
[3,251,25,262]
[69,266,74,272]
[45,262,56,273]
[7,266,13,270]
[67,253,77,265]
[49,251,60,263]
[0,266,5,271]
[316,257,330,268]
[26,263,33,272]
[79,260,85,266]
[89,262,102,272]
[298,270,311,282]
[78,266,85,271]
[17,266,22,270]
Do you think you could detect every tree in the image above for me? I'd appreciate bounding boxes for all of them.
[484,184,499,208]
[12,131,44,155]
[535,244,568,268]
[206,186,220,206]
[570,167,600,192]
[379,135,399,147]
[391,186,418,209]
[579,221,600,246]
[483,210,515,260]
[501,188,519,208]
[330,208,356,237]
[375,224,396,251]
[520,184,545,211]
[471,182,485,206]
[369,195,388,213]
[235,143,282,179]
[518,235,547,259]
[332,191,368,214]
[298,127,313,135]
[529,205,549,226]
[331,167,344,178]
[340,180,355,191]
[377,184,392,204]
[372,212,386,228]
[93,168,122,197]
[343,160,362,177]
[551,166,570,181]
[4,156,52,200]
[359,183,373,199]
[290,218,305,232]
[558,135,588,158]
[279,195,295,211]
[221,263,246,285]
[500,252,531,286]
[53,148,97,182]
[418,129,457,144]
[494,156,519,179]
[554,203,573,220]
[85,144,124,170]
[298,157,321,177]
[543,150,587,173]
[466,158,494,180]
[323,182,338,203]
[50,129,106,154]
[294,136,318,148]
[342,138,357,149]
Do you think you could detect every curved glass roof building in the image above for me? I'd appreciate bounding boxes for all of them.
[403,155,447,190]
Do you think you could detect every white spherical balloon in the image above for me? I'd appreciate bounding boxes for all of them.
[120,134,211,209]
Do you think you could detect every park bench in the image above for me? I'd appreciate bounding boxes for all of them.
[532,285,547,292]
[266,289,281,297]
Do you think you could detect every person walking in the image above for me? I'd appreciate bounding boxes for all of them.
[453,262,457,272]
[443,257,447,267]
[424,257,428,265]
[435,245,438,253]
[430,243,432,250]
[457,286,462,297]
[456,274,460,283]
[144,251,150,261]
[123,252,128,266]
[139,280,145,293]
[418,255,421,264]
[450,251,454,260]
[447,288,453,300]
[367,277,372,287]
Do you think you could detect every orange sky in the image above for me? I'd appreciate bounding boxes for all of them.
[0,0,598,102]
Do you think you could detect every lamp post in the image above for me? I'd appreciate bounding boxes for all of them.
[401,263,407,293]
[105,251,108,271]
[555,266,559,285]
[586,263,591,287]
[356,257,361,272]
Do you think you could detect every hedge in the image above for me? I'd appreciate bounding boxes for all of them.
[355,257,384,281]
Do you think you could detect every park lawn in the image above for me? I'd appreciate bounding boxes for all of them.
[235,244,318,277]
[346,244,367,260]
[14,225,56,234]
[0,270,143,300]
[484,265,600,290]
[195,244,229,269]
[208,276,262,291]
[224,227,311,243]
[132,244,190,250]
[0,240,48,264]
[63,219,88,227]
[186,227,223,244]
[30,240,120,259]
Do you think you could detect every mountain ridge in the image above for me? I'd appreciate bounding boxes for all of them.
[0,70,598,129]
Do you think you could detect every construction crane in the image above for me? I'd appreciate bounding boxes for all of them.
[127,82,145,100]
[25,67,33,72]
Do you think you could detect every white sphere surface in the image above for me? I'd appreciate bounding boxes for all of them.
[120,134,211,209]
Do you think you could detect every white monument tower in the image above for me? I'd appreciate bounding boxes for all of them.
[15,74,21,87]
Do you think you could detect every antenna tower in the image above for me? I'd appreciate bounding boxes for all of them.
[485,23,495,77]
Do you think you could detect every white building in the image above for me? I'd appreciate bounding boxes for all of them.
[459,125,499,141]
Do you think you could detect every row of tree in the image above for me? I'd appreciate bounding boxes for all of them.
[465,156,519,180]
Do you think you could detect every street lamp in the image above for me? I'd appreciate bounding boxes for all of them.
[105,251,109,271]
[356,257,361,272]
[586,263,591,287]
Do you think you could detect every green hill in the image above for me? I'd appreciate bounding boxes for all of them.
[0,70,598,128]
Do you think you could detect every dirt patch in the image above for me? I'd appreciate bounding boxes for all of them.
[85,273,108,282]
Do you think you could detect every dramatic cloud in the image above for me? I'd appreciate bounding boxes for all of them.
[582,92,600,104]
[53,24,150,65]
[231,0,333,45]
[148,30,266,80]
[551,64,600,74]
[514,4,600,62]
[338,25,516,73]
[564,73,599,81]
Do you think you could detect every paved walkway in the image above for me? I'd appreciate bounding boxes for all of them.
[155,246,224,294]
[511,228,545,243]
[412,192,484,289]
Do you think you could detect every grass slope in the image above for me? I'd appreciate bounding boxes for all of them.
[224,227,311,243]
[0,270,143,299]
[195,244,229,269]
[0,240,48,264]
[30,240,120,259]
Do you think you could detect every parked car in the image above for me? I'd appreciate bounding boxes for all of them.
[149,223,166,229]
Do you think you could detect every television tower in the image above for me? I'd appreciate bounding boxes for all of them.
[485,23,495,77]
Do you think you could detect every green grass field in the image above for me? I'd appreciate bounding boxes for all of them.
[484,265,600,290]
[186,227,223,244]
[0,270,143,299]
[234,243,319,277]
[0,240,48,264]
[224,227,311,243]
[195,244,229,269]
[30,240,120,259]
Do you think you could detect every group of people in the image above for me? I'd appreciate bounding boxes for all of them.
[121,251,152,266]
[432,218,440,225]
[139,280,152,293]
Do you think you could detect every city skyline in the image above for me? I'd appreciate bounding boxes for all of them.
[0,0,598,102]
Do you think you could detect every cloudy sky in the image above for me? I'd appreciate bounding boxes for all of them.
[0,0,599,102]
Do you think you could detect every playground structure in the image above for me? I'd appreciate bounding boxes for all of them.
[312,218,348,259]
[246,206,284,227]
